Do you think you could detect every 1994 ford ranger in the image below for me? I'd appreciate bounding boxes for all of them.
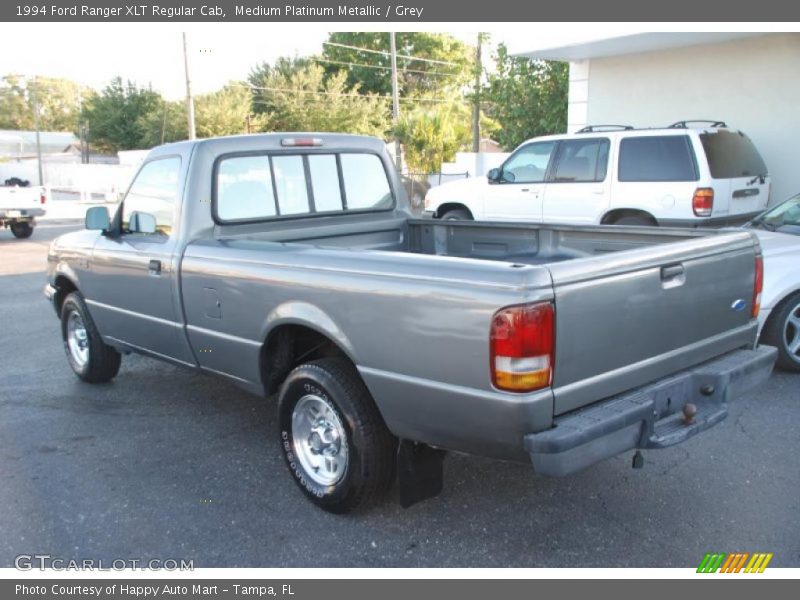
[45,134,777,513]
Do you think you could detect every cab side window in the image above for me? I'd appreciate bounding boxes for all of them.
[122,157,182,236]
[500,141,556,183]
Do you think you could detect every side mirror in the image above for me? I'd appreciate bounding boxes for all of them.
[85,206,110,231]
[487,168,501,183]
[128,211,157,234]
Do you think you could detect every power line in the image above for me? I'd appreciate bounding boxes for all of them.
[237,82,464,105]
[322,41,462,68]
[311,57,456,77]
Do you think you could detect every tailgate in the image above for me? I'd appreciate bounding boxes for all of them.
[547,231,760,415]
[718,176,770,216]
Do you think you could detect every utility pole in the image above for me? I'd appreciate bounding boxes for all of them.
[389,32,402,172]
[30,81,44,186]
[160,99,169,145]
[472,33,483,153]
[182,32,196,140]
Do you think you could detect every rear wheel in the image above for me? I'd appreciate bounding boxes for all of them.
[10,221,33,239]
[761,292,800,372]
[439,208,471,221]
[60,293,122,383]
[277,357,396,513]
[612,215,655,226]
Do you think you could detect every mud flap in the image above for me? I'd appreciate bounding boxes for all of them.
[397,439,446,508]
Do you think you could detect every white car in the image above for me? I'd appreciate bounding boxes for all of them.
[746,193,800,372]
[425,121,770,227]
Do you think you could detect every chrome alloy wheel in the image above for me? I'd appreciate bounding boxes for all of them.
[291,394,349,486]
[66,310,90,368]
[784,301,800,363]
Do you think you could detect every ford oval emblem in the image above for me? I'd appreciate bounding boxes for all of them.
[731,299,747,312]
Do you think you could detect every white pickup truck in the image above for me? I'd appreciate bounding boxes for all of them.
[0,182,47,238]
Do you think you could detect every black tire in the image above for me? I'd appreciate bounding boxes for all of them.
[760,291,800,372]
[60,292,122,383]
[439,208,471,221]
[277,357,396,514]
[612,215,656,226]
[10,221,33,239]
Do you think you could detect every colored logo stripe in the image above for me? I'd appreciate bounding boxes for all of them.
[697,552,773,573]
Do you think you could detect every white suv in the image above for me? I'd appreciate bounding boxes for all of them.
[424,121,770,227]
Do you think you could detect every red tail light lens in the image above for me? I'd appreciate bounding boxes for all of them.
[692,188,714,217]
[490,302,554,392]
[752,255,763,318]
[40,187,47,204]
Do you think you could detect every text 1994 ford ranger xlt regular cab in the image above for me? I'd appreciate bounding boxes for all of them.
[45,134,776,513]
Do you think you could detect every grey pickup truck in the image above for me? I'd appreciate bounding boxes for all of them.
[45,134,776,513]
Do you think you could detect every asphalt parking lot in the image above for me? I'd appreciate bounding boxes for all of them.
[1,222,798,568]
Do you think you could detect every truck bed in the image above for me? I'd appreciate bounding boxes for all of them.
[190,213,759,429]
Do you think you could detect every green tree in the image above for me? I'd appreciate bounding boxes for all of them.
[248,56,311,116]
[395,101,498,173]
[484,44,568,149]
[0,74,86,132]
[321,32,473,98]
[83,77,161,152]
[254,64,389,137]
[138,84,264,149]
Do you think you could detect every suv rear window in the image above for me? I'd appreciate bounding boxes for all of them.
[215,152,393,222]
[618,136,698,182]
[700,130,768,179]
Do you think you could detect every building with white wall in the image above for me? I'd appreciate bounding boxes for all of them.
[516,32,800,205]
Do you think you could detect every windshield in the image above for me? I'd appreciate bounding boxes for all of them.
[748,194,800,233]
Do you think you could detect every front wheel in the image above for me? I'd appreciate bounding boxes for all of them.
[439,208,471,221]
[61,293,122,383]
[761,292,800,372]
[10,221,33,239]
[277,358,396,513]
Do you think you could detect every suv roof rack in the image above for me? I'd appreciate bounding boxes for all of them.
[668,120,727,129]
[576,125,634,133]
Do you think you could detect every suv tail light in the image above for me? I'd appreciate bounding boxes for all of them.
[40,187,46,204]
[752,255,763,318]
[490,302,554,392]
[692,188,714,217]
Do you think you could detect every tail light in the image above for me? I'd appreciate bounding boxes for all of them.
[40,187,47,204]
[490,302,554,392]
[692,188,714,217]
[752,255,763,318]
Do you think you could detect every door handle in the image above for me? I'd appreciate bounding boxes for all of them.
[148,259,162,274]
[660,264,685,288]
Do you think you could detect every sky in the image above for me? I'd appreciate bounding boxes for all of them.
[0,23,635,99]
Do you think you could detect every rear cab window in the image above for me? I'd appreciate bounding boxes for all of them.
[214,151,393,222]
[618,135,699,182]
[699,130,768,179]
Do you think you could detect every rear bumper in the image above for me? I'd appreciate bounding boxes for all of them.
[524,346,777,476]
[0,208,45,220]
[659,211,761,228]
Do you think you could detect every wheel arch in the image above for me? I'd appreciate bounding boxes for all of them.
[260,302,358,397]
[600,208,658,225]
[435,202,474,219]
